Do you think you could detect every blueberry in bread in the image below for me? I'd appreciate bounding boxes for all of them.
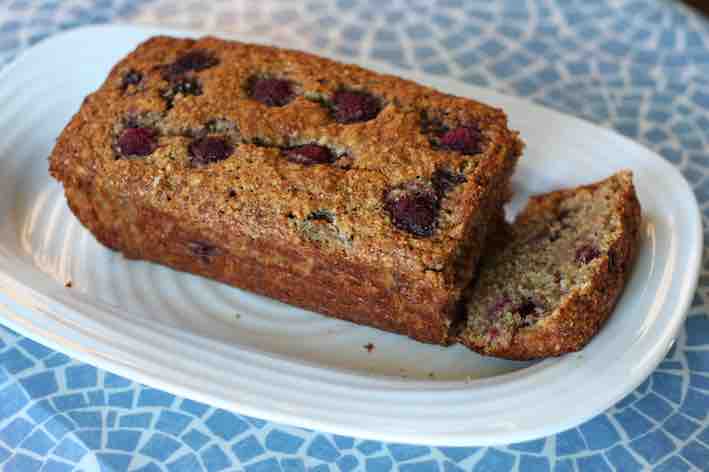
[49,36,523,345]
[458,171,642,359]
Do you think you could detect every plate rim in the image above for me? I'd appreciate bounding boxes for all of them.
[0,23,702,446]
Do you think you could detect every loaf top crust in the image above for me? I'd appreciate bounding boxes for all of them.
[50,35,523,289]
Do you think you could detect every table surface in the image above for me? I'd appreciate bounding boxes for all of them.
[1,1,708,471]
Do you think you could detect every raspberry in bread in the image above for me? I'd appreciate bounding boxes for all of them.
[458,171,641,359]
[49,36,523,345]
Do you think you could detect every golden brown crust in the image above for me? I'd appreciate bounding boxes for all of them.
[50,35,522,344]
[459,171,642,359]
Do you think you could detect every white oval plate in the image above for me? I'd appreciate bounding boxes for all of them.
[0,25,701,446]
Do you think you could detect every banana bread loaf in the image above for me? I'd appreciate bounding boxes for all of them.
[49,35,523,345]
[459,171,641,359]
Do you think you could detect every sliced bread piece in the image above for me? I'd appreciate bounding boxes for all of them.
[458,171,642,360]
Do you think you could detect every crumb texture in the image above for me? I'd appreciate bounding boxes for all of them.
[459,171,641,359]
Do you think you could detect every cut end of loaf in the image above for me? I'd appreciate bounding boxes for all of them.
[459,171,642,360]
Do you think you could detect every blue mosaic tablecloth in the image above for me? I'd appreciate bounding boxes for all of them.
[1,0,709,470]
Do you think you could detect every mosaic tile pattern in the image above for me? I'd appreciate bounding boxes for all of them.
[1,0,709,470]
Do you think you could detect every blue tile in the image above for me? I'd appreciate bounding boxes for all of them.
[577,454,612,472]
[663,413,700,440]
[552,459,574,472]
[69,411,101,428]
[513,78,538,96]
[442,461,464,472]
[601,39,629,56]
[356,440,382,455]
[479,39,505,57]
[365,456,392,472]
[76,429,102,450]
[137,388,175,407]
[131,463,163,472]
[399,460,438,472]
[386,443,429,462]
[633,49,659,64]
[680,388,709,420]
[0,348,35,373]
[453,50,480,68]
[155,410,193,436]
[308,465,330,472]
[26,399,54,424]
[686,31,705,49]
[307,434,341,461]
[615,392,637,409]
[0,444,10,463]
[202,444,231,472]
[686,315,709,345]
[266,429,305,454]
[598,60,620,76]
[659,29,676,49]
[605,445,643,471]
[645,128,669,144]
[519,455,550,472]
[96,452,132,472]
[692,92,709,110]
[54,436,88,462]
[282,458,306,472]
[0,417,33,448]
[18,339,53,360]
[119,413,152,428]
[86,390,105,406]
[65,365,98,389]
[422,63,450,75]
[52,393,87,411]
[371,48,406,67]
[646,109,671,123]
[21,429,54,455]
[537,66,561,84]
[233,435,266,462]
[180,399,210,417]
[654,456,691,472]
[246,458,282,472]
[104,372,131,388]
[204,409,249,440]
[140,433,182,461]
[106,429,141,451]
[660,147,682,164]
[182,428,209,451]
[4,453,42,472]
[0,367,6,386]
[525,39,550,54]
[332,434,354,450]
[680,440,709,468]
[336,454,358,471]
[634,392,674,421]
[45,415,75,440]
[578,415,621,450]
[39,459,73,472]
[509,438,545,453]
[472,449,515,472]
[43,353,70,368]
[243,416,267,429]
[108,390,133,408]
[565,61,589,76]
[405,23,434,40]
[556,428,586,455]
[341,25,365,41]
[630,430,676,464]
[438,447,478,462]
[700,424,709,444]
